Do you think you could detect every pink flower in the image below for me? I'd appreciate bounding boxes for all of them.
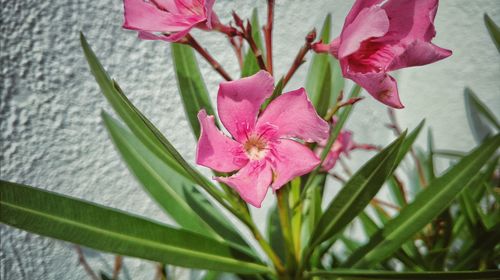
[123,0,217,42]
[196,71,330,207]
[314,0,452,108]
[316,125,378,171]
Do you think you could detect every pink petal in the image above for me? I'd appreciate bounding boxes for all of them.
[344,0,385,27]
[217,71,274,142]
[387,40,452,71]
[270,139,320,190]
[217,162,272,208]
[381,0,439,42]
[137,29,192,42]
[123,0,188,32]
[204,0,216,28]
[196,110,247,173]
[339,5,390,58]
[345,69,404,109]
[256,88,330,143]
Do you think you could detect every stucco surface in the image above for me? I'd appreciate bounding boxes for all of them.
[1,0,499,279]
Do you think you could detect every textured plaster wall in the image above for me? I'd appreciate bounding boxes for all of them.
[1,0,499,279]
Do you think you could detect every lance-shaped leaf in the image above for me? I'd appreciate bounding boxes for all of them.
[242,8,265,77]
[306,14,344,111]
[102,112,215,236]
[0,181,270,274]
[308,132,406,249]
[102,112,251,249]
[343,134,500,268]
[80,32,188,181]
[464,87,499,143]
[81,32,227,207]
[171,43,216,138]
[484,13,500,53]
[306,269,500,279]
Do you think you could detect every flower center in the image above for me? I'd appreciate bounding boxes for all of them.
[243,136,268,161]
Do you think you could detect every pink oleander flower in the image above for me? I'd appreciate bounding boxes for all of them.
[123,0,217,42]
[316,125,378,171]
[314,0,452,108]
[196,71,330,207]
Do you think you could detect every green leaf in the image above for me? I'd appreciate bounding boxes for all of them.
[344,134,500,268]
[299,85,361,202]
[102,112,216,236]
[80,33,229,206]
[484,13,500,53]
[267,205,286,263]
[0,181,270,274]
[242,8,265,77]
[171,43,216,138]
[308,132,406,248]
[306,269,500,279]
[80,33,189,181]
[306,14,335,111]
[103,112,252,250]
[464,87,499,143]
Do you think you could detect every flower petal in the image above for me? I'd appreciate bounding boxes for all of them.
[339,5,390,58]
[256,88,330,143]
[381,0,439,42]
[196,110,247,173]
[271,139,320,189]
[217,162,272,208]
[344,0,385,27]
[387,40,452,71]
[345,69,404,109]
[217,70,274,141]
[123,0,188,32]
[137,29,193,42]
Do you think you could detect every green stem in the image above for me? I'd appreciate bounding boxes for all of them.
[277,186,297,272]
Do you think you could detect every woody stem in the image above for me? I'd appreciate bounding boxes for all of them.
[184,34,233,81]
[283,29,316,87]
[264,0,275,75]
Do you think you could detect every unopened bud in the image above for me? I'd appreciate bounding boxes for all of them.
[232,11,243,28]
[306,29,317,43]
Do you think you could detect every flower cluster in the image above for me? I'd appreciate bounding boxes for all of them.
[122,0,451,207]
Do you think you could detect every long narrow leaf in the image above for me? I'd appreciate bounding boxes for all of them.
[102,112,217,236]
[80,33,228,206]
[344,134,500,268]
[464,88,497,143]
[103,112,252,249]
[306,269,500,279]
[0,181,269,274]
[484,13,500,53]
[171,43,216,138]
[80,33,189,181]
[308,132,406,248]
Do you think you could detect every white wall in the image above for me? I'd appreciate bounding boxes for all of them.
[1,0,499,279]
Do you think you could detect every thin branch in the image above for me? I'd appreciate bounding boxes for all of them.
[387,108,428,187]
[112,255,123,280]
[372,198,400,211]
[155,263,167,280]
[244,21,268,71]
[183,34,233,81]
[264,0,275,74]
[283,29,316,87]
[75,246,99,280]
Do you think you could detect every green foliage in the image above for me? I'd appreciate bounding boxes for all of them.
[306,14,344,113]
[0,181,269,274]
[171,43,216,138]
[344,134,500,268]
[484,13,500,53]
